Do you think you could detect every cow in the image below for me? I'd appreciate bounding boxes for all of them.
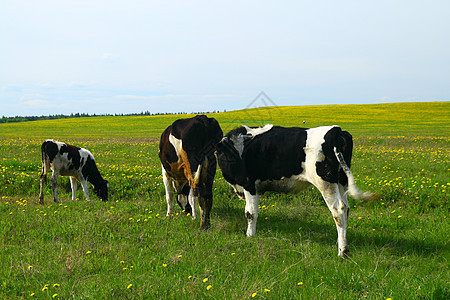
[159,115,223,229]
[215,124,375,257]
[39,139,108,204]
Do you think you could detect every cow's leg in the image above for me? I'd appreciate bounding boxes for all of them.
[320,184,350,258]
[188,187,198,220]
[198,195,212,230]
[69,177,78,201]
[51,172,59,203]
[80,179,91,201]
[39,171,47,205]
[244,189,259,237]
[162,167,175,216]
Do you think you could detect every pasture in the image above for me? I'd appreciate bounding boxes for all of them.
[0,102,448,299]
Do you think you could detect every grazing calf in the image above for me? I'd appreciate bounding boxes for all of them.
[159,115,223,229]
[39,140,108,204]
[215,124,375,257]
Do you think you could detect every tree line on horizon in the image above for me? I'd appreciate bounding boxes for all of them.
[0,110,226,123]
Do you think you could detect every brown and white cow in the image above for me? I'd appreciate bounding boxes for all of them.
[39,139,108,204]
[215,124,375,257]
[159,115,223,229]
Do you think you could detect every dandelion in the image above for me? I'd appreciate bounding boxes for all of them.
[264,289,270,292]
[86,251,92,254]
[42,285,49,291]
[127,284,133,289]
[206,285,212,290]
[30,293,35,297]
[398,215,402,218]
[177,255,182,258]
[120,260,125,264]
[53,283,60,287]
[28,265,33,270]
[297,282,303,286]
[188,275,193,279]
[162,263,167,267]
[52,293,58,298]
[231,252,236,256]
[203,278,208,283]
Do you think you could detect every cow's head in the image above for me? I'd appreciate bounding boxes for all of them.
[215,136,249,189]
[94,179,109,201]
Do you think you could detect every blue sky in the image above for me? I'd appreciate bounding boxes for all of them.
[1,0,449,117]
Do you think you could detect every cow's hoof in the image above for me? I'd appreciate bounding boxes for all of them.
[338,247,349,258]
[200,222,210,230]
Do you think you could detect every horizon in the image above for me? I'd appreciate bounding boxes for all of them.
[2,100,448,120]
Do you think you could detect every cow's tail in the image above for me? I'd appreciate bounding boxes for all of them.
[193,157,209,191]
[40,143,49,182]
[334,148,376,201]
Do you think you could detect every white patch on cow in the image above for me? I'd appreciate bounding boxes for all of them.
[244,189,259,236]
[243,124,273,137]
[302,126,338,184]
[229,134,245,157]
[169,134,182,157]
[304,126,338,153]
[163,166,176,216]
[188,187,198,219]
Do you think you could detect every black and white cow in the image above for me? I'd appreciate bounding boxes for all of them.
[159,115,223,229]
[39,139,108,204]
[215,124,375,257]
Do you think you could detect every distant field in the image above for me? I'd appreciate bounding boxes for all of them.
[0,102,448,299]
[1,101,448,140]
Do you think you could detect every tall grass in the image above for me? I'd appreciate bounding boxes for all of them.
[0,102,448,299]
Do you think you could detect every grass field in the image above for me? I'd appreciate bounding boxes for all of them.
[0,102,449,299]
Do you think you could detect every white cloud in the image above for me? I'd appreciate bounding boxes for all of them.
[23,99,49,107]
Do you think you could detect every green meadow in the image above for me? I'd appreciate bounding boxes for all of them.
[0,102,448,299]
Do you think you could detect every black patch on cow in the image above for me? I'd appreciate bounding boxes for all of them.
[338,131,353,187]
[41,140,59,162]
[59,144,82,171]
[315,126,341,183]
[171,115,223,174]
[159,115,223,199]
[315,127,353,186]
[217,126,308,195]
[81,155,108,201]
[215,138,249,188]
